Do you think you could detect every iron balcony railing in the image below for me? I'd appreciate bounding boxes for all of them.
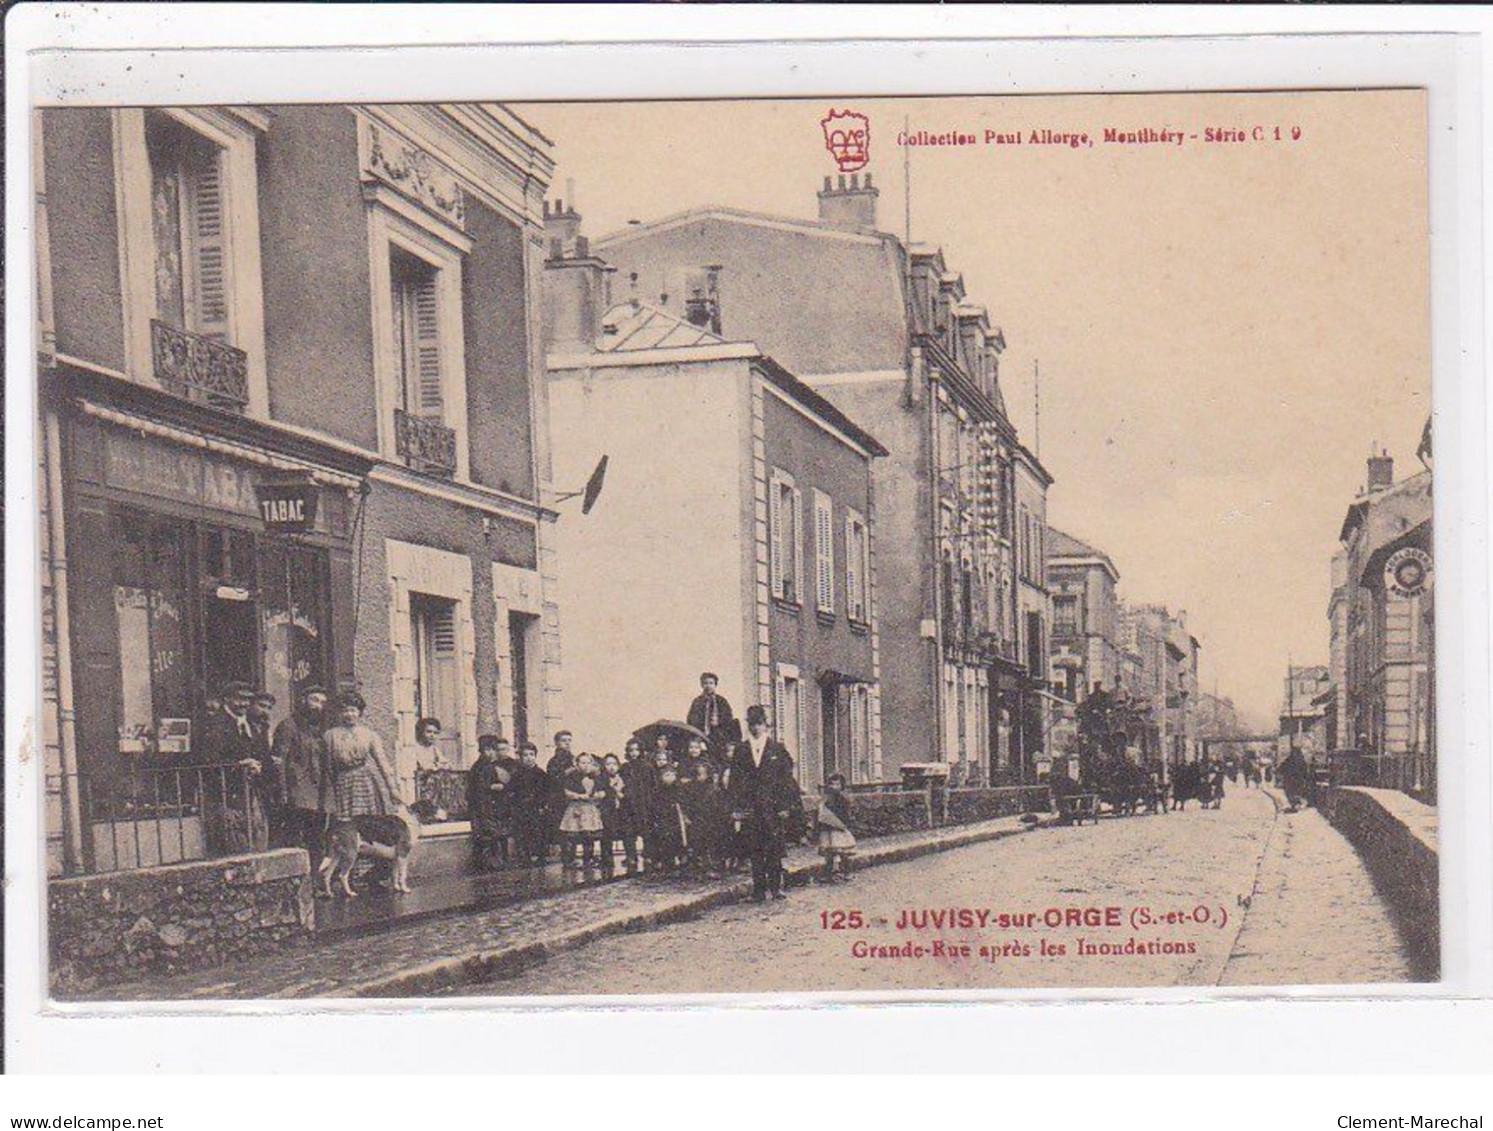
[150,320,251,412]
[394,409,458,477]
[48,763,267,876]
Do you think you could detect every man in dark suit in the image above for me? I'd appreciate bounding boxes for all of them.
[727,705,802,902]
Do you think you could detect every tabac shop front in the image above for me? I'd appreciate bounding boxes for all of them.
[45,369,371,876]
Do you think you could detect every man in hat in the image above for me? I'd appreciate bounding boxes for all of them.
[687,672,737,761]
[726,705,802,902]
[271,684,329,865]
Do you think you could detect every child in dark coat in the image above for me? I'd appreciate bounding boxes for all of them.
[816,773,857,883]
[680,758,727,878]
[646,761,687,875]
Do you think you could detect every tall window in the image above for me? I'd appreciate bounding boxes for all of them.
[507,612,537,748]
[849,683,872,784]
[940,551,957,640]
[410,593,463,767]
[391,247,444,420]
[845,509,870,623]
[769,469,803,605]
[813,490,835,614]
[774,665,804,774]
[146,112,230,343]
[1026,611,1045,681]
[1054,594,1080,636]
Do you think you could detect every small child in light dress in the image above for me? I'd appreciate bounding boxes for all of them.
[558,752,606,867]
[816,773,856,883]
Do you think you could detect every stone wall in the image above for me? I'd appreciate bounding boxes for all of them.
[1322,786,1439,980]
[50,848,315,998]
[945,785,1050,825]
[842,785,1050,838]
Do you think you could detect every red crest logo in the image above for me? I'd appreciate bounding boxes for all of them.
[821,109,870,173]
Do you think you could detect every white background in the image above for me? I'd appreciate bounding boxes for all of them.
[5,4,1492,1080]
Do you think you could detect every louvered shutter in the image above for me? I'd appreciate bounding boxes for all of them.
[814,491,834,613]
[844,514,860,621]
[189,154,229,342]
[791,486,804,606]
[769,476,785,600]
[413,273,443,417]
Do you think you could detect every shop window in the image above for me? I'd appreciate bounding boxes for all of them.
[411,593,464,767]
[259,541,332,716]
[112,513,193,758]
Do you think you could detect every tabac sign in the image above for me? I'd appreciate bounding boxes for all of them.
[255,477,320,533]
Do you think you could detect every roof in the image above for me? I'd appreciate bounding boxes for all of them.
[1046,526,1119,581]
[597,205,893,251]
[559,302,888,459]
[1339,470,1432,546]
[596,301,726,352]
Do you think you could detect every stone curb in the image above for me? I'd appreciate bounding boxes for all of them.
[341,817,1047,998]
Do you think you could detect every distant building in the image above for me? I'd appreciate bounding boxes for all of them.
[1045,527,1124,704]
[544,216,886,789]
[1331,449,1434,796]
[1277,665,1331,763]
[1121,603,1201,770]
[594,175,1051,784]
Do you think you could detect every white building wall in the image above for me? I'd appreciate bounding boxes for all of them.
[547,358,748,751]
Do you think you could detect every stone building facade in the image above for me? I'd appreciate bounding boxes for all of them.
[35,103,564,878]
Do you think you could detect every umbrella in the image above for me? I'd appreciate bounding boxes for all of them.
[632,718,707,752]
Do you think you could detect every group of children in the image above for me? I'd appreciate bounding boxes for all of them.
[465,730,858,883]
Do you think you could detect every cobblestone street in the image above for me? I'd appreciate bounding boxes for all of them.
[82,782,1414,1001]
[474,785,1412,997]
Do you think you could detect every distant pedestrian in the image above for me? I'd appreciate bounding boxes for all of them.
[1279,749,1311,812]
[727,705,802,902]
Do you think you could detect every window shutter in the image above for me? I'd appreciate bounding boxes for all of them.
[814,491,834,613]
[414,273,443,416]
[844,513,860,621]
[791,486,805,605]
[769,476,785,600]
[773,670,787,742]
[189,154,229,341]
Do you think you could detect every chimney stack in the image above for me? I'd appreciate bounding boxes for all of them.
[1366,447,1395,492]
[817,171,879,229]
[541,197,614,352]
[683,265,724,336]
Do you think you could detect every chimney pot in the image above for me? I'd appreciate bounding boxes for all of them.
[865,172,873,188]
[838,174,846,190]
[850,172,859,189]
[823,175,832,191]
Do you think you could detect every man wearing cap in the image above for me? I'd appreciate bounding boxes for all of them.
[202,681,269,853]
[727,705,802,902]
[272,685,330,867]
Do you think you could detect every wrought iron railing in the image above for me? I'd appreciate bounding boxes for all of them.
[150,320,250,412]
[413,767,469,822]
[48,763,266,875]
[394,409,458,477]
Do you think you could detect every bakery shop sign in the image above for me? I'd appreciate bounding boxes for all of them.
[255,476,320,533]
[1385,547,1432,598]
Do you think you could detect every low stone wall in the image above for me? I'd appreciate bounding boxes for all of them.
[842,785,1050,838]
[945,785,1050,825]
[50,848,315,997]
[1322,786,1439,980]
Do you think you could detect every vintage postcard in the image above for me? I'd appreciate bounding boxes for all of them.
[28,85,1438,1004]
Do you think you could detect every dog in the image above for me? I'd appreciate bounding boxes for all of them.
[318,818,363,898]
[317,809,420,897]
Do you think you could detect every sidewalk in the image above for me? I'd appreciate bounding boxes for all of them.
[77,813,1044,1001]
